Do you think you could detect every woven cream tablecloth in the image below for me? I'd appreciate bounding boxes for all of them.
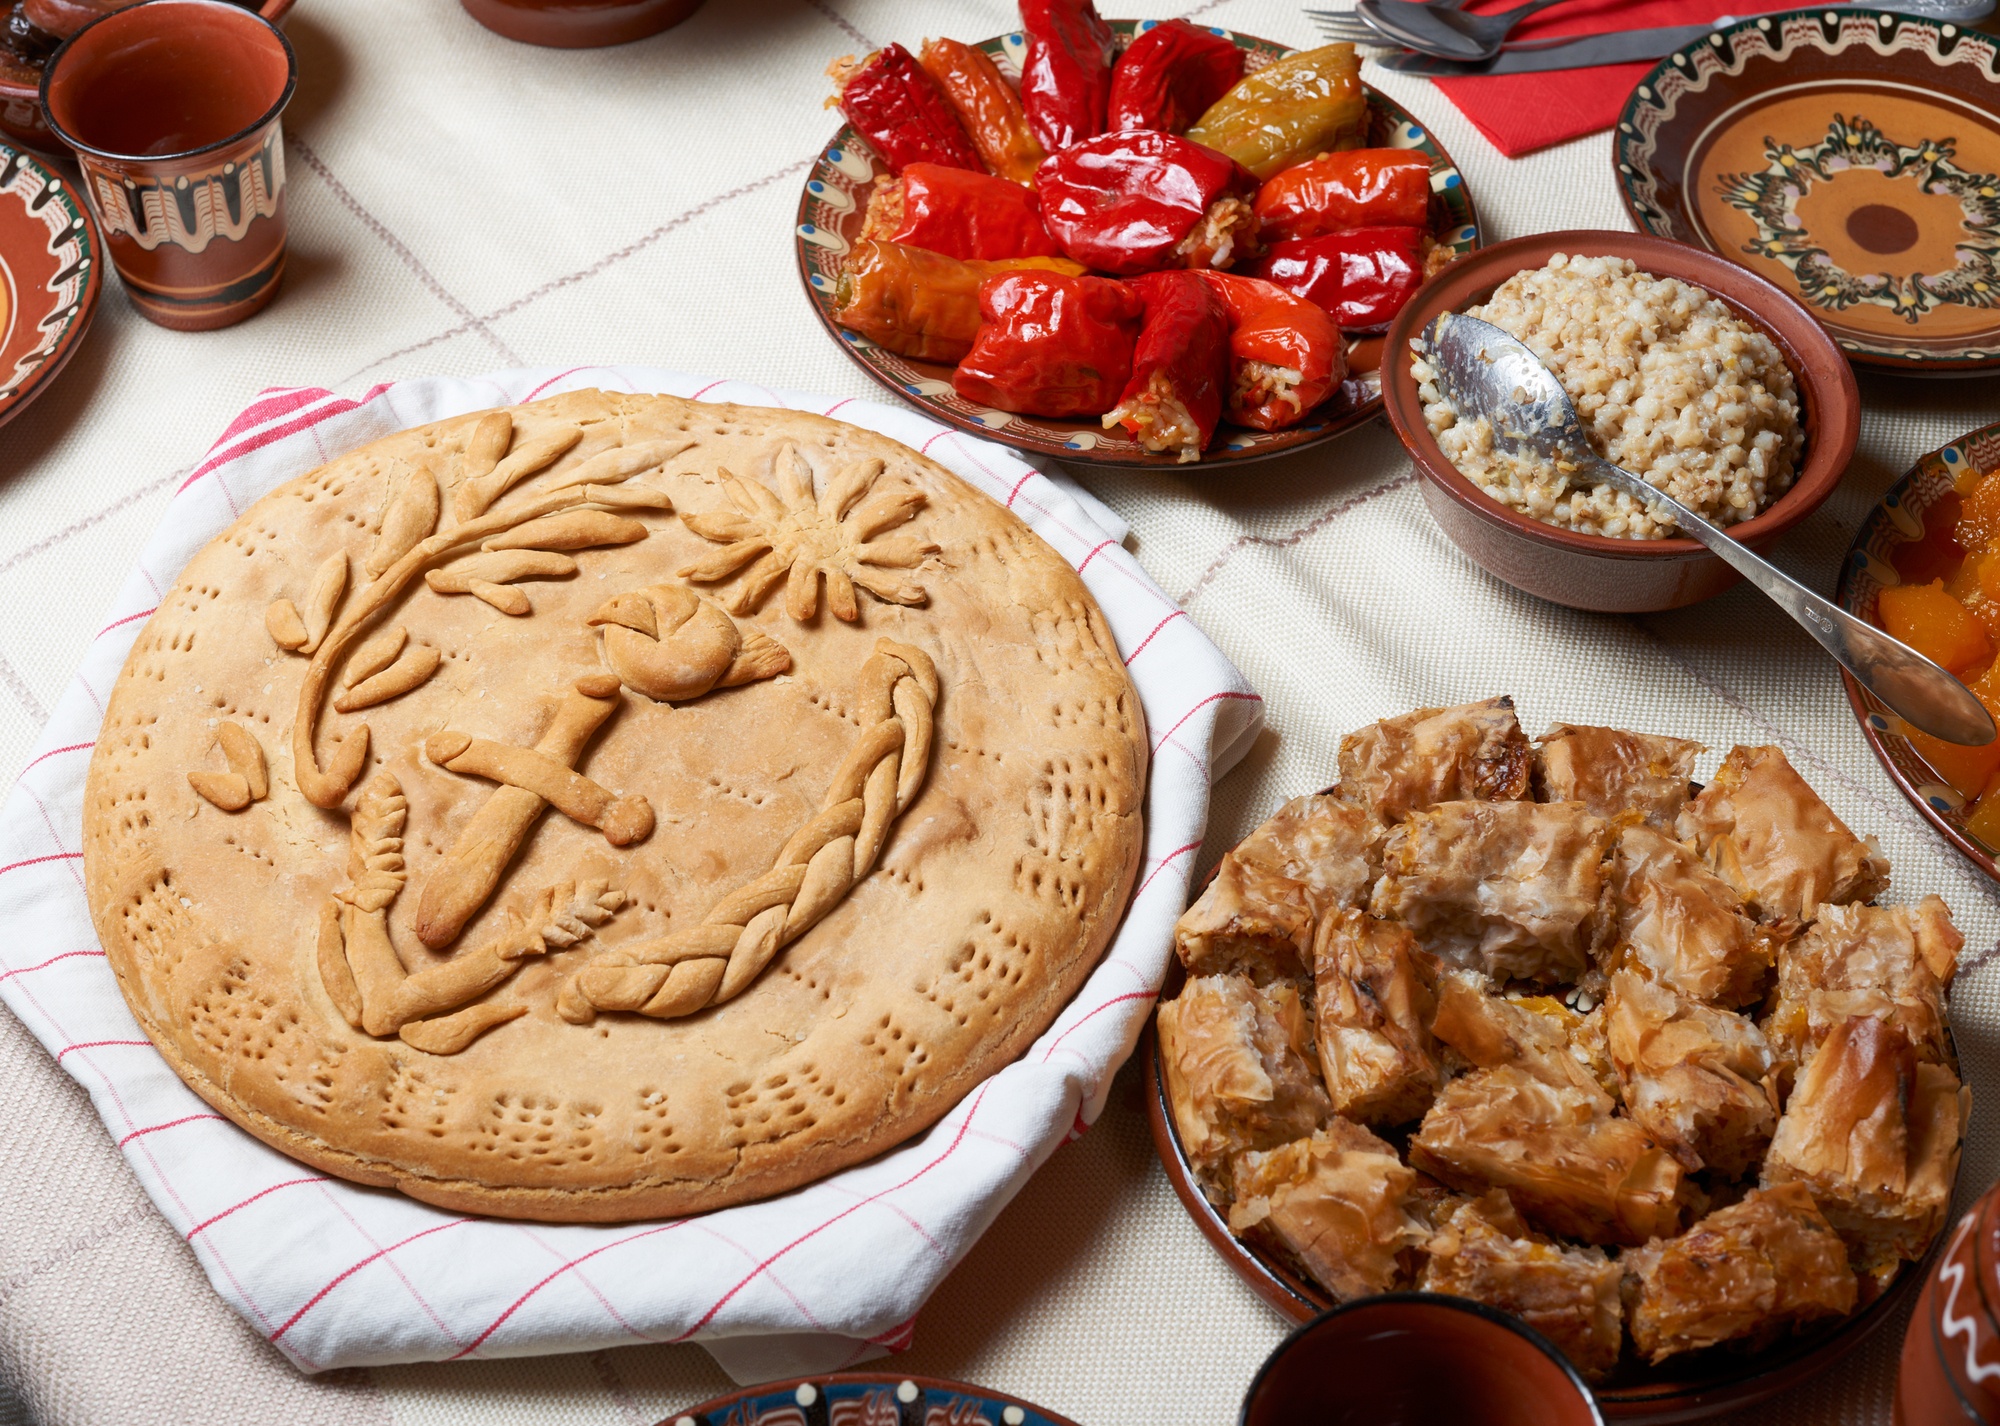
[1,1,1994,1422]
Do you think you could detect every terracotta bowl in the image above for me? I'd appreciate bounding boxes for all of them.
[458,0,706,48]
[0,0,293,155]
[1379,229,1860,612]
[1241,1294,1606,1426]
[1143,958,1945,1423]
[1897,1181,2000,1425]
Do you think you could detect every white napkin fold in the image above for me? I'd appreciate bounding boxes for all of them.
[0,367,1260,1382]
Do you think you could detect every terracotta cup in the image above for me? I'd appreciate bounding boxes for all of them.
[1242,1293,1607,1426]
[459,0,707,48]
[40,0,295,330]
[1897,1183,2000,1424]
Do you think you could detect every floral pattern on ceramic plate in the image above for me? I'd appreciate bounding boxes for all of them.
[0,143,99,426]
[794,21,1480,469]
[1616,10,2000,372]
[668,1374,1077,1426]
[1838,421,2000,882]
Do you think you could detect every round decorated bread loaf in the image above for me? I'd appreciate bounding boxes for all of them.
[82,389,1147,1221]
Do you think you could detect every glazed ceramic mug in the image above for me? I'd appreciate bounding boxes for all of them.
[40,0,295,330]
[1241,1294,1607,1426]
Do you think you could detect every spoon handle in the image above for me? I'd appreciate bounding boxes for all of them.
[1585,458,1996,746]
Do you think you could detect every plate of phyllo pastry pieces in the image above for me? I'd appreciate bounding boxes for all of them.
[1144,698,1969,1420]
[79,389,1147,1221]
[797,4,1478,467]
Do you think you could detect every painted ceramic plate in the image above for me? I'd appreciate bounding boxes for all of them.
[795,21,1481,469]
[1837,422,2000,881]
[1141,958,1941,1423]
[0,143,98,426]
[665,1373,1078,1426]
[1615,9,2000,373]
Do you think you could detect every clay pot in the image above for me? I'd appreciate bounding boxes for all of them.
[1241,1294,1606,1426]
[1897,1186,2000,1424]
[458,0,706,48]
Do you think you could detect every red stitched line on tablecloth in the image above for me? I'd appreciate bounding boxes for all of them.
[690,1222,827,1331]
[15,742,93,779]
[184,1177,321,1241]
[0,851,82,878]
[512,1224,649,1345]
[1124,610,1185,665]
[669,1081,997,1342]
[1075,539,1114,573]
[53,1037,148,1061]
[96,609,155,638]
[0,948,104,985]
[117,1113,225,1147]
[1133,841,1201,904]
[1040,990,1156,1065]
[0,470,182,578]
[446,1218,691,1358]
[0,652,45,723]
[270,1218,474,1343]
[1151,689,1261,755]
[806,0,873,48]
[314,1185,467,1350]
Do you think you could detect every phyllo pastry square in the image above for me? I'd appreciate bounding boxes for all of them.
[1764,897,1959,1071]
[1337,696,1532,825]
[1428,970,1615,1106]
[1419,1189,1624,1382]
[1314,908,1444,1127]
[1228,1118,1427,1302]
[1157,974,1331,1198]
[1535,723,1703,830]
[1608,825,1774,1008]
[1762,1015,1969,1280]
[1677,745,1890,923]
[1370,800,1615,984]
[1409,1064,1683,1246]
[1174,791,1378,981]
[1602,969,1778,1176]
[1624,1183,1857,1364]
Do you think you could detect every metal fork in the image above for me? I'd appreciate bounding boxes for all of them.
[1303,1,1464,46]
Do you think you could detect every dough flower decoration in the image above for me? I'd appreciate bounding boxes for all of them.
[677,440,939,623]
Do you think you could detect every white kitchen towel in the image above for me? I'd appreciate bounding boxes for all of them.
[0,367,1259,1382]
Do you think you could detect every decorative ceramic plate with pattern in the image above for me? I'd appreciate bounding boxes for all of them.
[665,1373,1079,1426]
[0,142,99,427]
[794,21,1481,469]
[1615,9,2000,373]
[1838,422,2000,881]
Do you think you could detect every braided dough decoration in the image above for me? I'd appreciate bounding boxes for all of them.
[557,637,939,1022]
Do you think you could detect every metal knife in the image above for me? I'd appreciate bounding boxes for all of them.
[1373,4,1992,77]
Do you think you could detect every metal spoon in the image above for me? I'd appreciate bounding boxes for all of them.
[1353,0,1571,61]
[1423,314,1997,746]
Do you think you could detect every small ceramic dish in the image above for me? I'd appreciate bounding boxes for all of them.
[1142,957,1948,1423]
[1836,421,2000,882]
[458,0,704,48]
[666,1372,1078,1426]
[1241,1294,1606,1426]
[1615,9,2000,374]
[795,20,1480,470]
[0,0,295,155]
[1378,228,1859,613]
[0,143,100,429]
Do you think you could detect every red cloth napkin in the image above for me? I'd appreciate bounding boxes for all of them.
[1425,0,1744,158]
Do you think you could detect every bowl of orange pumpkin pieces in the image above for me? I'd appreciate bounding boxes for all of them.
[794,5,1480,468]
[1841,420,2000,877]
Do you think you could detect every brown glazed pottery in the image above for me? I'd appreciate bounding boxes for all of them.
[796,21,1481,470]
[1143,959,1943,1423]
[1379,228,1859,613]
[0,144,101,427]
[41,0,296,330]
[1240,1294,1606,1426]
[1898,1183,2000,1425]
[1616,10,2000,374]
[664,1372,1080,1425]
[0,0,293,156]
[1837,423,2000,887]
[459,0,706,48]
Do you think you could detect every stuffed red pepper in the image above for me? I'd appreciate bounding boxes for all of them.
[829,44,984,175]
[1019,0,1117,154]
[1244,226,1427,332]
[1106,19,1244,135]
[861,164,1063,261]
[1252,148,1432,242]
[953,270,1144,417]
[1195,271,1345,430]
[1037,130,1260,275]
[1104,270,1231,462]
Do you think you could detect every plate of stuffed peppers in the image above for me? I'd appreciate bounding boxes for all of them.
[796,9,1480,467]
